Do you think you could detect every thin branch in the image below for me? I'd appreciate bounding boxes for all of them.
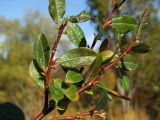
[91,0,126,49]
[34,21,67,120]
[78,40,136,94]
[52,110,103,120]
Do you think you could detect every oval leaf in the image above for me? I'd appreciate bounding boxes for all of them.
[96,82,130,100]
[120,75,130,91]
[65,70,84,84]
[85,55,102,84]
[69,10,91,23]
[111,15,137,33]
[119,54,139,71]
[65,22,86,47]
[49,0,65,23]
[29,60,45,88]
[132,43,151,53]
[58,48,97,68]
[77,10,91,23]
[34,33,50,70]
[49,79,64,102]
[100,50,114,62]
[96,91,110,110]
[65,85,79,102]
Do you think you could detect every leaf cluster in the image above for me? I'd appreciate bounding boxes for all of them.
[29,0,151,119]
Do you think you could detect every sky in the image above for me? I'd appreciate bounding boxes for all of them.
[0,0,159,44]
[0,0,96,45]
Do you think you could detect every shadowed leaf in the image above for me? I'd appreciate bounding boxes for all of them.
[132,43,151,53]
[29,60,45,88]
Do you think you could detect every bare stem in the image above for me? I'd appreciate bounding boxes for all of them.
[52,110,103,120]
[91,0,126,49]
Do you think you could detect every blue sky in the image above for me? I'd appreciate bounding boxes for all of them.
[0,0,96,44]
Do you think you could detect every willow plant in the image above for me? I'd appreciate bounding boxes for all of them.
[30,0,151,119]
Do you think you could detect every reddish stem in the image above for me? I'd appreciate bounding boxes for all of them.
[91,0,126,49]
[34,22,67,120]
[78,41,135,94]
[52,110,102,120]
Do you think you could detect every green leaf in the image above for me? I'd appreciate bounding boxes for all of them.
[58,48,97,68]
[100,50,114,62]
[94,17,103,39]
[84,89,94,95]
[120,75,130,91]
[50,79,64,102]
[96,82,130,100]
[132,43,151,53]
[34,33,50,70]
[119,54,139,71]
[65,22,86,47]
[0,102,25,120]
[54,79,63,88]
[96,82,108,91]
[85,55,102,84]
[65,85,79,102]
[49,0,65,23]
[57,97,71,115]
[96,91,109,110]
[29,60,45,88]
[111,15,137,33]
[99,37,109,52]
[65,70,84,84]
[117,34,127,46]
[69,10,91,23]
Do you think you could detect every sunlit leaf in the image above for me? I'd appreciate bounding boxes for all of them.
[58,48,97,68]
[84,89,94,95]
[34,33,50,70]
[50,79,64,102]
[49,0,65,23]
[100,50,114,62]
[65,85,79,102]
[65,70,84,83]
[69,10,91,23]
[111,15,137,33]
[65,22,86,47]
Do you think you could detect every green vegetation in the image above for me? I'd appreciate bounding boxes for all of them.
[0,0,159,120]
